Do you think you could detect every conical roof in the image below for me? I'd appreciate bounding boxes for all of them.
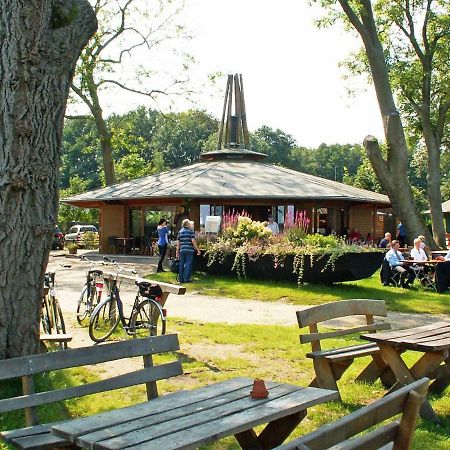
[63,158,390,205]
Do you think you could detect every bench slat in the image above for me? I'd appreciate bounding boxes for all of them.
[306,343,379,359]
[39,334,73,342]
[0,334,180,380]
[297,300,387,327]
[11,431,69,450]
[0,361,182,413]
[300,323,391,344]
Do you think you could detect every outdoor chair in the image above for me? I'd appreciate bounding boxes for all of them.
[297,299,394,400]
[108,236,118,254]
[380,258,401,287]
[410,264,437,291]
[141,236,153,256]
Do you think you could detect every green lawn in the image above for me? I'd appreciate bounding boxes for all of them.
[1,320,448,449]
[150,269,450,315]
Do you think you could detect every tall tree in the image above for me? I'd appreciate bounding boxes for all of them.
[316,0,446,247]
[69,0,191,185]
[0,0,96,358]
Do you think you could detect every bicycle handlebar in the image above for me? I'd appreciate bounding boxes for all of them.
[102,256,138,276]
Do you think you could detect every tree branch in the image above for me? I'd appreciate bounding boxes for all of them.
[96,79,167,97]
[70,82,95,114]
[65,114,92,120]
[337,0,371,43]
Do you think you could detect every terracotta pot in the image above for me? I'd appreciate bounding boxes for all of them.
[68,247,78,255]
[250,379,269,399]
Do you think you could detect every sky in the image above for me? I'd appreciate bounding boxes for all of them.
[80,0,386,148]
[185,0,385,148]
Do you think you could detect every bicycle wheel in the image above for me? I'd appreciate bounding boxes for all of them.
[89,297,120,343]
[52,299,67,349]
[130,299,166,338]
[41,297,52,334]
[77,284,99,327]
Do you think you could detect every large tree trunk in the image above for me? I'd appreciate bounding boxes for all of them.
[0,0,97,358]
[338,0,436,248]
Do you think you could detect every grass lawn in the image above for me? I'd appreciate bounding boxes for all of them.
[150,269,450,315]
[1,320,448,450]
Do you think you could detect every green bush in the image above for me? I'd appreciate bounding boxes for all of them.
[80,231,99,249]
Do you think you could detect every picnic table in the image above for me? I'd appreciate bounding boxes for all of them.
[361,321,450,423]
[50,378,338,450]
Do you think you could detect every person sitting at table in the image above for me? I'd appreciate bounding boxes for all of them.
[435,249,450,293]
[410,238,428,262]
[385,240,415,288]
[379,232,392,249]
[348,227,362,242]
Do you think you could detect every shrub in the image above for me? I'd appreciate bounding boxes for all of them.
[80,231,99,250]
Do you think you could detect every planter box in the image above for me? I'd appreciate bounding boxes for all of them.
[199,251,384,284]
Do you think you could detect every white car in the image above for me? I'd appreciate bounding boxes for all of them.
[65,225,98,247]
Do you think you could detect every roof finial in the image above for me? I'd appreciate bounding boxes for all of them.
[217,74,250,150]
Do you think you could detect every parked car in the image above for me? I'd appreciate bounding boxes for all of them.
[65,224,98,248]
[52,225,65,250]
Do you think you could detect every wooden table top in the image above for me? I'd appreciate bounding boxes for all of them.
[50,377,338,450]
[403,259,441,264]
[362,321,450,352]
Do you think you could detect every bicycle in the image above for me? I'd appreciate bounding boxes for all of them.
[41,264,71,349]
[76,256,107,326]
[88,258,166,343]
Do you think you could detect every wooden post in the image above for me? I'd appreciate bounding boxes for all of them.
[217,75,231,150]
[239,74,250,148]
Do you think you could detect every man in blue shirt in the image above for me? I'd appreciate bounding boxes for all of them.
[176,219,201,283]
[385,240,415,288]
[397,222,407,247]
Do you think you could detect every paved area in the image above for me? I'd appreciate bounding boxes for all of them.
[48,250,449,349]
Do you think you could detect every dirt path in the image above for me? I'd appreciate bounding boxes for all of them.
[49,254,450,351]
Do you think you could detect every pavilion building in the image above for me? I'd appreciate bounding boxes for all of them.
[63,75,391,253]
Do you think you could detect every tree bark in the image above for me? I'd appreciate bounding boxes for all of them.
[338,0,436,248]
[0,0,97,358]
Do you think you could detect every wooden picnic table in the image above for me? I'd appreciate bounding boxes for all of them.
[361,321,450,423]
[50,377,338,450]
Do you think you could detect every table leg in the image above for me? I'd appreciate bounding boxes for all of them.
[379,344,439,423]
[429,356,450,394]
[234,410,307,450]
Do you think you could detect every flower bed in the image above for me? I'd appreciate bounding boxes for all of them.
[198,251,384,284]
[198,214,384,285]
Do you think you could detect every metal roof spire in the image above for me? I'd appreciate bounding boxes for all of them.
[201,74,266,161]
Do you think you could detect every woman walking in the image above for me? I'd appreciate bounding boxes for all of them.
[176,219,201,283]
[157,218,169,272]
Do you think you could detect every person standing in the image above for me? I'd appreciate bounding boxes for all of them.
[397,222,407,247]
[266,216,279,236]
[174,206,189,235]
[176,219,201,283]
[156,218,169,272]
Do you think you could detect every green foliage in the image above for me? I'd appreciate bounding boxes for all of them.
[58,176,98,230]
[206,217,373,284]
[150,110,219,168]
[80,231,99,249]
[250,125,297,166]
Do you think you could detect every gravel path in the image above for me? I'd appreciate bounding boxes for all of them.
[48,253,449,349]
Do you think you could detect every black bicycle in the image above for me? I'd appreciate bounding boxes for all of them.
[88,259,166,343]
[76,256,107,326]
[41,264,71,349]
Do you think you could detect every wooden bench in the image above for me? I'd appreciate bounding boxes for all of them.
[274,377,428,450]
[39,333,73,352]
[0,334,182,449]
[297,299,394,400]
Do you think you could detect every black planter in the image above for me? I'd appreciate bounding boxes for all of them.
[199,251,384,284]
